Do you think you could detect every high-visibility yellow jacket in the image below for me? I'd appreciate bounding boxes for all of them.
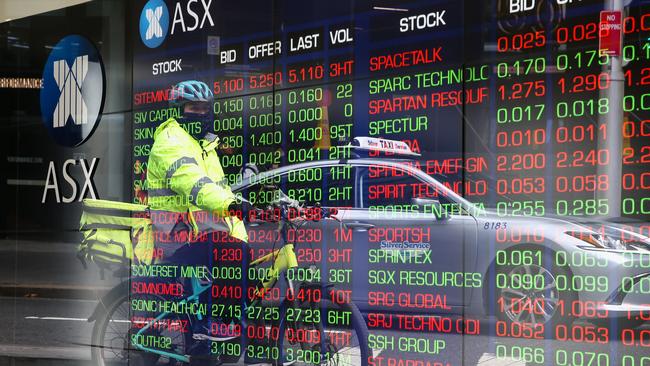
[147,118,248,242]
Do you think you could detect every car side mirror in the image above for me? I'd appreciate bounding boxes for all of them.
[412,198,449,220]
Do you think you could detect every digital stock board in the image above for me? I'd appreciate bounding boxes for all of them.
[127,0,650,365]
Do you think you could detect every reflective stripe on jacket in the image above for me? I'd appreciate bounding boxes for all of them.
[147,118,248,242]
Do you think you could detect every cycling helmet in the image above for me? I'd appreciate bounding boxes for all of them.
[169,80,214,108]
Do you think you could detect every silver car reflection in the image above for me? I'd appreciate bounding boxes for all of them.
[233,157,650,328]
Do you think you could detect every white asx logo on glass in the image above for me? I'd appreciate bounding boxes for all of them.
[53,55,88,128]
[40,35,105,147]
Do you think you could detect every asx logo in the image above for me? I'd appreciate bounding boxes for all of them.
[139,0,214,48]
[140,0,214,48]
[53,55,88,127]
[40,35,105,147]
[140,0,169,48]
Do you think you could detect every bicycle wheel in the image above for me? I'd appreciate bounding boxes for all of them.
[275,298,370,366]
[91,288,189,366]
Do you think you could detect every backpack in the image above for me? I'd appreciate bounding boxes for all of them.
[78,199,155,277]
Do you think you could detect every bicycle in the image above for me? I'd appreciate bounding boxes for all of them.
[89,199,370,366]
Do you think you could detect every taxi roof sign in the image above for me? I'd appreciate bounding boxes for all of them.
[349,137,420,157]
